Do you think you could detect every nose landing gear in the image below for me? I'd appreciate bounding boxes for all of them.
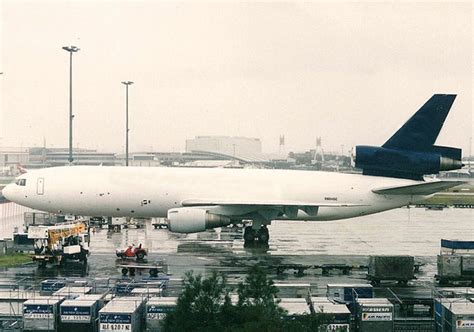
[243,225,269,245]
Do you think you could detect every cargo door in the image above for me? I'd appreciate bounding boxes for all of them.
[36,178,44,195]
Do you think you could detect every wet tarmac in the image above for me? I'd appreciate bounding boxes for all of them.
[0,204,472,301]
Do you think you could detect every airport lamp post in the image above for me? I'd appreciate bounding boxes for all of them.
[121,81,134,166]
[62,46,80,164]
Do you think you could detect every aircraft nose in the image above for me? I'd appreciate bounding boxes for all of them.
[2,184,15,202]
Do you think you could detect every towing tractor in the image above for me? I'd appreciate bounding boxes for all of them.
[27,221,90,267]
[116,243,148,261]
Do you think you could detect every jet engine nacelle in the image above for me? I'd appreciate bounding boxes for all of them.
[167,207,231,233]
[353,145,463,179]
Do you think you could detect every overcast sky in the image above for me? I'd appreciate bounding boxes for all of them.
[0,1,472,155]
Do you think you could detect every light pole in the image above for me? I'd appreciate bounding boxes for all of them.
[62,45,80,164]
[121,81,134,166]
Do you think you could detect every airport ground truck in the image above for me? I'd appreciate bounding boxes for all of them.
[27,221,90,267]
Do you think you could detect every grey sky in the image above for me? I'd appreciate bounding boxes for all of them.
[1,1,472,155]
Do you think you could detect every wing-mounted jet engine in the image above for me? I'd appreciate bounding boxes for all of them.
[352,94,463,180]
[167,208,231,233]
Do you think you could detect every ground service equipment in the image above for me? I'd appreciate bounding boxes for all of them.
[28,221,89,267]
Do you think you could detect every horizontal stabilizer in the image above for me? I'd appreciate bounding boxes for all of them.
[372,181,464,195]
[181,199,366,208]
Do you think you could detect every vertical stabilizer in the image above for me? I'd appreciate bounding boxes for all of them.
[382,94,456,151]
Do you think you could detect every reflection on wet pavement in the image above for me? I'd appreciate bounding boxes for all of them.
[0,206,472,296]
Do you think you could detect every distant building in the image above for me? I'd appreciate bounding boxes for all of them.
[116,153,161,167]
[186,136,262,157]
[28,147,117,167]
[0,147,29,176]
[117,151,230,167]
[184,136,288,164]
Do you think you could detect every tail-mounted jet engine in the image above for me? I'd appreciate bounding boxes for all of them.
[352,145,463,180]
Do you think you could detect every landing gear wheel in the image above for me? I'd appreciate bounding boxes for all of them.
[243,226,255,243]
[149,268,158,278]
[439,279,449,286]
[121,267,129,276]
[256,226,269,244]
[80,251,88,264]
[370,280,380,287]
[136,251,145,261]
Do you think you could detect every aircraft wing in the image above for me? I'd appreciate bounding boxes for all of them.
[181,199,365,208]
[181,199,367,220]
[372,180,464,195]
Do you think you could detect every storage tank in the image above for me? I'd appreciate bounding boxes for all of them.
[99,296,144,332]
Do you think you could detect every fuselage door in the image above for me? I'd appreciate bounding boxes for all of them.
[37,178,44,195]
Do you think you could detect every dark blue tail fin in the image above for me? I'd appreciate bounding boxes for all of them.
[354,94,462,180]
[382,94,457,151]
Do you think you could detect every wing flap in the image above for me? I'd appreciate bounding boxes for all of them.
[372,180,464,195]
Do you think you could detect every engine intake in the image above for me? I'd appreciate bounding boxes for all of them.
[167,208,231,233]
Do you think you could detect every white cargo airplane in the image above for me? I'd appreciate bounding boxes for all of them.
[2,95,464,244]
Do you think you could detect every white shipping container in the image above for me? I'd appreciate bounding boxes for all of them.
[462,256,474,274]
[146,297,178,332]
[99,297,144,332]
[314,303,351,332]
[60,299,97,323]
[131,287,162,297]
[327,283,373,303]
[441,301,474,331]
[438,255,462,277]
[53,286,91,299]
[23,296,65,331]
[279,300,311,315]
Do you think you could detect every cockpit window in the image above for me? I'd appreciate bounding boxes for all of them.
[15,179,26,186]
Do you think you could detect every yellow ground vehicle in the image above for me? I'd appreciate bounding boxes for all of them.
[27,221,90,267]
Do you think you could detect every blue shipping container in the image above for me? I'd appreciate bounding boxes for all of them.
[441,239,474,250]
[41,279,66,293]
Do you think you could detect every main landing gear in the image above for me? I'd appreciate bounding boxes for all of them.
[243,225,269,245]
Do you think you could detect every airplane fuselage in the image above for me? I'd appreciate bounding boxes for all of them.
[2,166,427,221]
